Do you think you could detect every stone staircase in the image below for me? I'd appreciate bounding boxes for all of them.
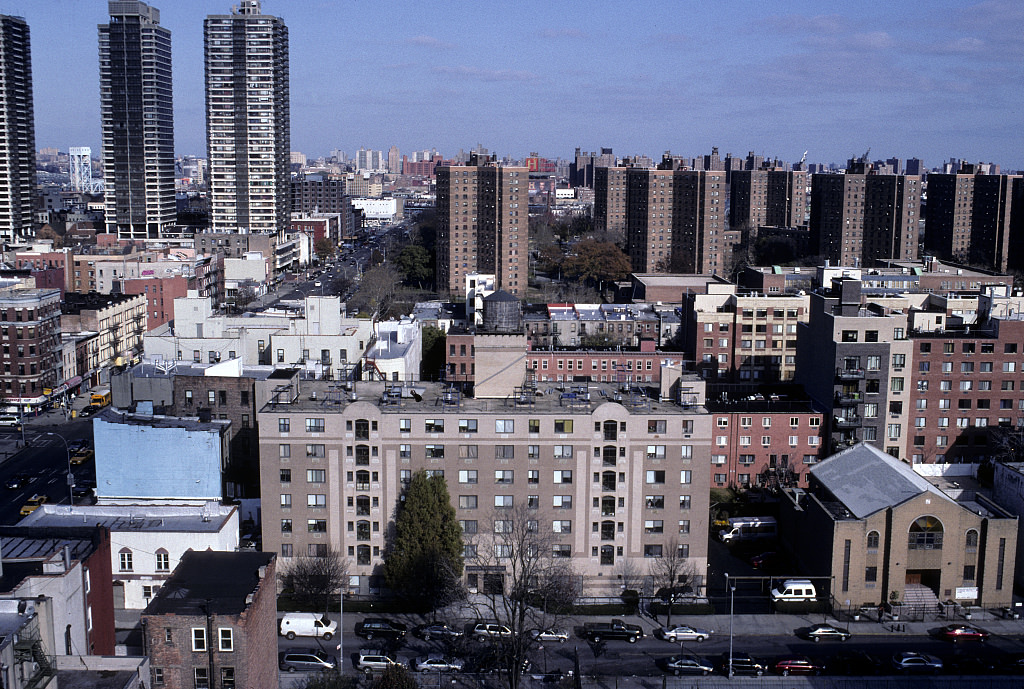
[900,583,941,619]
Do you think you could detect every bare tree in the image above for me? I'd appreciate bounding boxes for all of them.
[350,264,402,320]
[615,558,643,596]
[281,547,350,617]
[465,504,580,689]
[646,538,698,627]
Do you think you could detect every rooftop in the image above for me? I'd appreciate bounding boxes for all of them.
[262,379,705,416]
[125,360,278,381]
[95,408,230,432]
[144,551,274,617]
[19,503,236,534]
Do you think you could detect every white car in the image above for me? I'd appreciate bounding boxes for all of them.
[658,625,712,643]
[530,629,569,643]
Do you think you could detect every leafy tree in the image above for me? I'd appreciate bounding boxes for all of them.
[314,236,336,264]
[562,240,631,284]
[371,665,418,689]
[647,538,698,627]
[395,244,433,289]
[420,326,447,381]
[281,547,349,616]
[466,504,579,689]
[383,470,464,611]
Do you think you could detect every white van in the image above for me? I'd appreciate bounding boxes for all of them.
[0,415,20,428]
[279,612,337,640]
[770,579,817,602]
[718,516,777,543]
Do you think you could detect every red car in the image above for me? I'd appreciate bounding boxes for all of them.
[773,656,823,676]
[938,624,989,642]
[749,552,778,570]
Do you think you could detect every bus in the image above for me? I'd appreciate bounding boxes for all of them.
[90,388,112,408]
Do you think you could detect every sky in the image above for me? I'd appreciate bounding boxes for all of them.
[2,0,1022,169]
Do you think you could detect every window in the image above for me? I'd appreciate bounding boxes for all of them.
[866,355,881,370]
[645,470,665,484]
[194,668,209,689]
[553,544,572,558]
[495,470,514,484]
[281,468,294,483]
[307,469,326,483]
[680,470,691,484]
[553,520,572,534]
[893,353,906,368]
[963,565,976,581]
[219,628,233,652]
[553,470,573,483]
[221,668,235,689]
[646,495,664,509]
[425,419,444,432]
[648,419,666,434]
[307,520,327,533]
[867,531,879,549]
[679,520,690,534]
[554,419,573,433]
[280,494,291,508]
[529,419,540,433]
[399,418,411,432]
[646,445,666,459]
[305,418,325,433]
[191,628,207,652]
[278,418,290,433]
[425,445,445,458]
[495,419,514,433]
[119,549,133,572]
[553,445,573,458]
[458,419,478,433]
[908,515,943,550]
[966,529,979,552]
[307,494,327,508]
[494,495,514,508]
[644,520,664,533]
[459,495,478,509]
[865,566,878,583]
[495,445,515,459]
[281,519,292,533]
[679,495,691,509]
[459,470,477,484]
[553,495,572,509]
[644,545,664,558]
[154,668,164,686]
[156,550,170,572]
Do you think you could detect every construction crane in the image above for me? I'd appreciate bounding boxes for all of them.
[863,147,871,162]
[799,150,808,165]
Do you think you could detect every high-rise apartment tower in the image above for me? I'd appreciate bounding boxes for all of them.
[99,1,176,241]
[205,0,290,235]
[0,15,36,244]
[436,153,527,296]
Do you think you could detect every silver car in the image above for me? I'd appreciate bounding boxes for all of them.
[279,650,337,672]
[530,628,569,643]
[411,655,464,673]
[658,625,713,642]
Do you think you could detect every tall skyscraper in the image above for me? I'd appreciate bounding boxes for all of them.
[729,168,807,231]
[924,164,1022,272]
[811,159,920,267]
[0,15,36,244]
[99,1,176,241]
[387,145,400,174]
[205,0,290,235]
[593,166,628,240]
[623,159,731,275]
[436,153,527,295]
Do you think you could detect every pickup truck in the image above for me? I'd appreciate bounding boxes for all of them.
[582,619,644,643]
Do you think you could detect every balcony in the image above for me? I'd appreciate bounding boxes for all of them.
[834,392,863,406]
[833,415,862,429]
[836,367,865,381]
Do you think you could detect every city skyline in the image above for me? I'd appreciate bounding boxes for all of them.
[5,0,1023,168]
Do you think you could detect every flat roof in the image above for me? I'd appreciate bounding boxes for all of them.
[57,671,138,689]
[145,551,274,616]
[126,361,277,381]
[20,503,235,534]
[95,408,230,432]
[261,379,705,416]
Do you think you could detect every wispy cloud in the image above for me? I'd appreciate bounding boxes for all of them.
[540,28,588,39]
[431,65,540,82]
[406,35,456,50]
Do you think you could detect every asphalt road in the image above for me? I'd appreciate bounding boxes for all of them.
[0,416,95,525]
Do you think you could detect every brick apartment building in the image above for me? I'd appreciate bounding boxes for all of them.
[0,287,62,412]
[729,168,807,231]
[593,166,627,239]
[436,154,528,296]
[258,374,711,596]
[143,551,276,689]
[123,274,189,332]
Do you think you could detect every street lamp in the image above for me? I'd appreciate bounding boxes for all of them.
[45,432,74,507]
[726,572,735,678]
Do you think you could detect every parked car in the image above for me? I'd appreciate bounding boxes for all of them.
[413,622,464,641]
[658,625,712,643]
[410,655,464,673]
[892,651,943,674]
[656,655,714,676]
[355,618,407,641]
[773,656,823,676]
[356,649,401,674]
[718,652,766,676]
[530,629,568,643]
[801,623,852,642]
[19,494,47,516]
[826,650,884,676]
[943,654,996,675]
[279,649,337,672]
[473,622,512,640]
[937,624,990,642]
[582,619,644,643]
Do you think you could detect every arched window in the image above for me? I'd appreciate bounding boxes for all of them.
[965,529,979,552]
[355,445,370,465]
[601,496,616,516]
[155,548,170,572]
[355,495,370,515]
[601,471,616,491]
[355,470,370,489]
[118,547,133,572]
[356,545,371,565]
[356,520,370,540]
[866,531,879,550]
[355,419,370,440]
[600,545,615,565]
[908,516,943,550]
[603,420,618,441]
[602,445,617,466]
[600,520,615,541]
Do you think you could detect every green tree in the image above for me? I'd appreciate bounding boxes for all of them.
[395,244,433,288]
[562,240,631,284]
[383,470,464,610]
[314,236,335,264]
[419,326,447,381]
[371,665,418,689]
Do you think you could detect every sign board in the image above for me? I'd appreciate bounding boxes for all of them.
[955,586,978,600]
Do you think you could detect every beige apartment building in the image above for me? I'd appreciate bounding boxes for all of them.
[593,166,628,240]
[258,374,711,595]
